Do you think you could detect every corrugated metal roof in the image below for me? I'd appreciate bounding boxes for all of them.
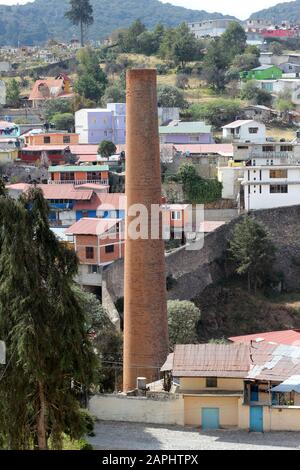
[48,165,109,172]
[6,183,93,201]
[229,329,300,346]
[75,193,126,211]
[159,121,212,135]
[172,344,251,378]
[173,143,233,155]
[165,342,300,384]
[222,120,255,129]
[65,217,121,236]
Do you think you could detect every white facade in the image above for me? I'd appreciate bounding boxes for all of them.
[188,19,237,38]
[0,61,11,73]
[0,80,6,106]
[243,165,300,211]
[222,120,266,143]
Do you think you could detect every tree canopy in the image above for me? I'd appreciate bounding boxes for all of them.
[0,188,98,449]
[65,0,94,46]
[167,300,201,349]
[228,216,276,294]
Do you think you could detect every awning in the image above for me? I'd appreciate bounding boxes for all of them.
[271,375,300,393]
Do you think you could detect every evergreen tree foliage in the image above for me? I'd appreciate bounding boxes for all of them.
[65,0,94,46]
[0,188,98,449]
[98,140,117,158]
[74,47,108,103]
[6,79,20,108]
[228,216,276,294]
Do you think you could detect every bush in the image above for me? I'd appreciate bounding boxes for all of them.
[157,85,187,108]
[51,113,75,132]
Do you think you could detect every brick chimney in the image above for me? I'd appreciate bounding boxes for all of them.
[123,69,169,392]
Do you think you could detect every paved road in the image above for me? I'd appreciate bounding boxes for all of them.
[89,421,300,450]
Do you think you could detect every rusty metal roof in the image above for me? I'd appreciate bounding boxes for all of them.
[229,329,300,346]
[165,342,300,384]
[172,344,251,378]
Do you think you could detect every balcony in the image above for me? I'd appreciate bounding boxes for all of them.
[48,179,109,186]
[249,152,294,159]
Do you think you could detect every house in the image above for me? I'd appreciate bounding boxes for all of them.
[0,61,11,73]
[218,136,300,210]
[188,19,237,38]
[229,329,300,346]
[159,121,214,145]
[240,65,283,81]
[0,120,20,138]
[162,342,300,431]
[65,218,124,288]
[243,105,276,123]
[48,164,109,186]
[0,80,6,106]
[0,147,18,166]
[280,62,300,75]
[6,183,96,227]
[29,74,73,108]
[19,145,69,165]
[222,120,266,143]
[75,104,180,145]
[74,192,126,221]
[24,132,79,146]
[75,104,125,145]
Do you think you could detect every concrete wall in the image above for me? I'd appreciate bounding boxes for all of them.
[264,406,300,431]
[102,204,300,322]
[184,396,240,427]
[180,377,244,392]
[89,394,185,426]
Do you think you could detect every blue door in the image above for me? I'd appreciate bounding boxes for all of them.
[250,385,259,402]
[202,408,220,430]
[250,406,263,432]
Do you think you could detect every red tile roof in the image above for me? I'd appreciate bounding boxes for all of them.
[229,330,300,346]
[29,78,73,101]
[75,192,126,211]
[65,218,121,236]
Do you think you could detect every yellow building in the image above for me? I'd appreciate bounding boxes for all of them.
[0,148,18,165]
[162,343,300,432]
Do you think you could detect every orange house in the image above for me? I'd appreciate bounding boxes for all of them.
[65,218,124,288]
[24,133,79,146]
[49,165,109,186]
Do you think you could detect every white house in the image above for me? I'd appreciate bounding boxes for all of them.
[0,61,11,73]
[0,80,6,106]
[222,120,266,143]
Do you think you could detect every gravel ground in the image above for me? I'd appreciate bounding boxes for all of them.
[89,421,300,450]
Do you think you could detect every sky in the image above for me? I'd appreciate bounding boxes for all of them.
[0,0,292,20]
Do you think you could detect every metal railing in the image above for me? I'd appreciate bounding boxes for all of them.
[48,179,109,186]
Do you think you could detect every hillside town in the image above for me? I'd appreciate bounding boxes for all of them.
[1,0,300,456]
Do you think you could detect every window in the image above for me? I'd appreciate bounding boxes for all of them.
[88,265,100,274]
[237,146,249,150]
[105,245,114,254]
[61,172,75,181]
[249,127,259,134]
[263,146,275,152]
[44,136,50,144]
[270,185,288,194]
[270,169,288,179]
[63,135,71,144]
[206,378,217,388]
[280,145,293,152]
[86,247,94,259]
[171,211,181,221]
[82,211,89,218]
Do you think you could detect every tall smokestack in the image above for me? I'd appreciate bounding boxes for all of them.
[123,69,169,392]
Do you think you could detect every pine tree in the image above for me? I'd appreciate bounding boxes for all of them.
[0,188,98,449]
[228,216,276,294]
[65,0,94,47]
